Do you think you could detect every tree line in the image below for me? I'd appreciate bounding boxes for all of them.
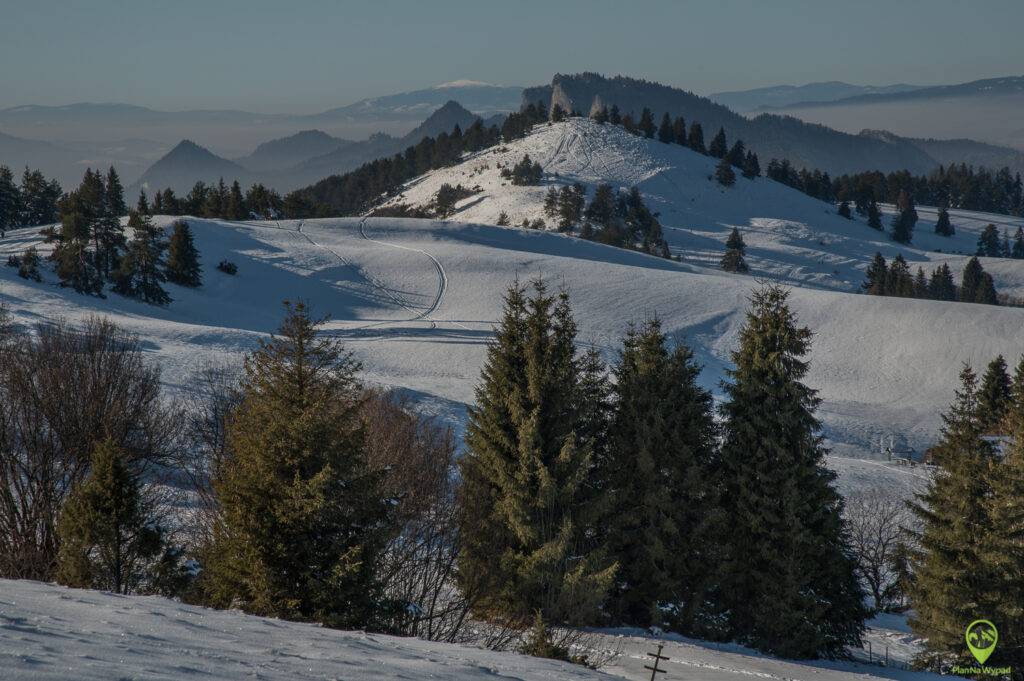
[0,282,867,662]
[862,253,1000,305]
[9,168,205,305]
[139,179,284,221]
[0,165,64,235]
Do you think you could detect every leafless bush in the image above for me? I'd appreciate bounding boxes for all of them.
[0,317,176,580]
[844,490,915,613]
[360,389,475,642]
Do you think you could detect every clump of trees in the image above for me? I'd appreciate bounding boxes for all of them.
[143,179,282,221]
[501,154,543,185]
[580,184,669,257]
[457,280,865,658]
[862,253,998,305]
[0,165,64,234]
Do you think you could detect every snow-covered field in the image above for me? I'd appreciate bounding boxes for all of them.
[0,580,955,681]
[2,116,1006,681]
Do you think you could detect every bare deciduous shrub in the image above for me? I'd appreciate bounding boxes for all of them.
[0,317,175,580]
[844,490,915,613]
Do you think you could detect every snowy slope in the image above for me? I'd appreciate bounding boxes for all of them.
[383,118,1024,297]
[4,211,1024,493]
[0,580,958,681]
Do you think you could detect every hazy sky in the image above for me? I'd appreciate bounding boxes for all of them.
[3,0,1023,113]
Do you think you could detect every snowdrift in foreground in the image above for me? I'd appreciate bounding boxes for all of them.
[0,580,958,681]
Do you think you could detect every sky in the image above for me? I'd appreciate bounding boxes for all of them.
[2,0,1023,113]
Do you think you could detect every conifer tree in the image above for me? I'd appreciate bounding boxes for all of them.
[54,189,104,295]
[862,253,888,295]
[928,263,957,301]
[17,246,41,282]
[934,207,954,236]
[227,180,246,220]
[672,116,687,146]
[742,151,761,179]
[909,365,1001,670]
[602,319,717,629]
[867,200,883,230]
[688,122,706,154]
[720,227,749,272]
[0,165,20,237]
[543,187,559,219]
[203,302,389,627]
[638,108,656,138]
[113,211,170,305]
[1013,227,1024,258]
[105,167,127,217]
[657,113,674,143]
[837,201,852,218]
[608,104,622,125]
[56,438,163,594]
[960,256,994,304]
[591,106,609,124]
[136,190,150,215]
[914,267,929,298]
[717,285,865,658]
[715,157,736,187]
[726,140,746,168]
[977,355,1011,434]
[708,127,728,158]
[165,220,202,288]
[890,190,917,244]
[550,103,567,123]
[976,224,1002,257]
[457,281,615,626]
[885,255,913,297]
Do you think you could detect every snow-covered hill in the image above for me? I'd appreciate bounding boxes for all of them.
[0,579,956,680]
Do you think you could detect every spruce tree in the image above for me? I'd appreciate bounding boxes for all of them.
[17,246,41,282]
[862,253,888,295]
[720,227,749,272]
[165,220,202,288]
[909,365,1001,670]
[726,140,745,168]
[742,151,761,179]
[608,104,622,125]
[688,122,706,154]
[105,166,127,217]
[638,108,656,138]
[960,256,988,303]
[837,201,852,218]
[1013,227,1024,258]
[715,157,736,187]
[867,200,883,230]
[657,113,674,143]
[977,224,1002,257]
[56,438,163,594]
[136,190,150,215]
[717,285,865,658]
[672,116,687,146]
[914,267,929,298]
[977,355,1011,434]
[928,263,957,301]
[227,180,246,220]
[457,280,615,626]
[0,165,20,236]
[934,207,954,236]
[114,211,170,305]
[602,319,717,629]
[886,255,913,297]
[203,302,390,627]
[708,127,728,158]
[890,190,916,244]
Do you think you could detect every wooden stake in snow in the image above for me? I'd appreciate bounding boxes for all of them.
[645,644,669,680]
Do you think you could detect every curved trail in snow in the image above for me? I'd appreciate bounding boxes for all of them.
[357,218,473,331]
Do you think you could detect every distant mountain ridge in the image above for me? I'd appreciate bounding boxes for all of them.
[764,74,1024,110]
[129,101,496,193]
[522,72,1024,176]
[711,81,924,113]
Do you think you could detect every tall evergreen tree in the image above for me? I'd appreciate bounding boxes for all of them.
[726,140,746,168]
[638,108,656,138]
[688,122,706,154]
[227,180,246,220]
[717,285,865,658]
[885,255,913,297]
[720,227,749,272]
[457,281,615,626]
[866,199,883,230]
[934,206,954,237]
[608,104,622,125]
[742,151,761,179]
[708,127,728,158]
[603,319,717,629]
[0,165,22,236]
[657,112,674,143]
[715,157,736,187]
[136,190,150,215]
[165,220,202,288]
[909,365,1001,670]
[890,190,917,244]
[977,354,1011,434]
[862,253,888,295]
[672,116,687,147]
[56,438,163,594]
[837,200,852,219]
[113,211,170,305]
[976,224,1002,257]
[927,263,957,301]
[105,166,127,217]
[203,302,390,627]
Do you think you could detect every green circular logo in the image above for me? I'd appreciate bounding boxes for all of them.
[966,619,998,665]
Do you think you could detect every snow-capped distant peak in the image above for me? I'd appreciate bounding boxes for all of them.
[433,79,495,89]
